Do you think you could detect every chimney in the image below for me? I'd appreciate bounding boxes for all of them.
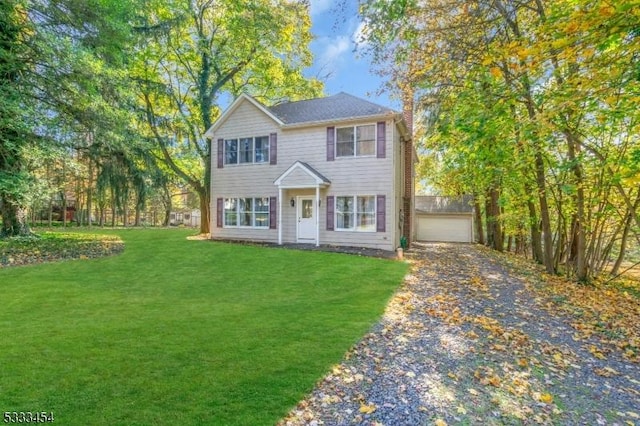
[402,90,414,248]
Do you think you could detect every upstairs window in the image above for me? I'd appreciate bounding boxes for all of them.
[224,139,238,164]
[224,136,269,165]
[336,124,376,158]
[254,136,270,163]
[239,138,253,164]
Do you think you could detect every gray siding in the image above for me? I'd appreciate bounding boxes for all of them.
[210,98,403,251]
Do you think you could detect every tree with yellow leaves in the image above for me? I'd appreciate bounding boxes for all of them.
[361,0,640,281]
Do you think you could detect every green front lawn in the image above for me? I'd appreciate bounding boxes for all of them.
[0,229,407,425]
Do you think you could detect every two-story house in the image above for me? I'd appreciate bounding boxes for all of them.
[204,92,413,251]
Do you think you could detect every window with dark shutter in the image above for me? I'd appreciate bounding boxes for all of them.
[326,127,335,161]
[376,195,386,232]
[326,195,335,230]
[269,133,277,165]
[269,196,277,229]
[216,198,223,228]
[217,139,224,168]
[376,122,386,159]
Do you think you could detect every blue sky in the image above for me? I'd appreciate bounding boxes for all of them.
[306,0,398,110]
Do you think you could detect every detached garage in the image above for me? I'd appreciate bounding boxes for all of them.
[415,195,474,243]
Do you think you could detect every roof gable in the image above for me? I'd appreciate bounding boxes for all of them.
[274,161,331,188]
[204,93,283,139]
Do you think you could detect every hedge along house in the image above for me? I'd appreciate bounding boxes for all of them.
[204,92,414,251]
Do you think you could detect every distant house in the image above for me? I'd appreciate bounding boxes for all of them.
[204,92,415,251]
[169,209,201,228]
[415,195,475,243]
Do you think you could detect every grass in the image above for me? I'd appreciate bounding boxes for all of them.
[0,229,407,425]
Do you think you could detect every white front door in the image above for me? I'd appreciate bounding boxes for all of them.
[297,197,316,242]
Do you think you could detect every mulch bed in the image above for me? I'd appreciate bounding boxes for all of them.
[280,242,640,425]
[208,238,398,259]
[0,233,124,268]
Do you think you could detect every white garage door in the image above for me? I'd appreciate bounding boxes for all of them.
[417,215,472,243]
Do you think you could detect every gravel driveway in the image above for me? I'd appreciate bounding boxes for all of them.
[281,243,640,425]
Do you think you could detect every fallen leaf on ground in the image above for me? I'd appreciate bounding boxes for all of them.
[359,403,376,414]
[539,393,554,404]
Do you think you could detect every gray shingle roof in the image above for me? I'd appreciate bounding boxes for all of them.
[267,92,397,125]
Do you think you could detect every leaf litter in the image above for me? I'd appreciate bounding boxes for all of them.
[279,243,640,425]
[0,232,124,268]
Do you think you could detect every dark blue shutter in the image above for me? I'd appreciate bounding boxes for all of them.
[217,139,224,168]
[326,196,335,230]
[269,196,277,229]
[326,127,335,161]
[376,195,386,232]
[376,122,386,158]
[269,133,277,165]
[216,198,223,228]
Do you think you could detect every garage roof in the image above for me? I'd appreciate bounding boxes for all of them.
[416,195,474,214]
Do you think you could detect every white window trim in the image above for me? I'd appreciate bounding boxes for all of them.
[335,124,377,158]
[224,136,270,165]
[335,195,377,233]
[223,197,270,229]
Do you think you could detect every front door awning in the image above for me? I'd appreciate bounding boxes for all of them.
[274,162,330,247]
[273,161,330,189]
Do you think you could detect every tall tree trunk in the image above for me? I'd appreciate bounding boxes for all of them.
[497,4,555,273]
[135,203,142,226]
[62,192,68,228]
[110,188,116,227]
[510,101,543,264]
[0,1,31,237]
[47,197,53,227]
[611,193,640,276]
[0,196,31,237]
[564,130,587,281]
[87,158,93,228]
[198,188,210,235]
[474,196,484,245]
[485,187,503,252]
[526,197,544,264]
[200,149,211,234]
[164,205,171,227]
[524,88,554,273]
[46,162,53,227]
[490,187,503,252]
[485,197,494,248]
[123,193,129,227]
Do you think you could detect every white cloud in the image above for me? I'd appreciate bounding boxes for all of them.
[352,20,370,49]
[310,0,333,16]
[319,35,350,67]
